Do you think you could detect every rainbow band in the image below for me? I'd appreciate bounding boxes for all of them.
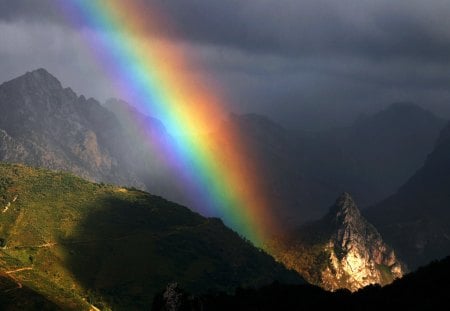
[58,0,276,245]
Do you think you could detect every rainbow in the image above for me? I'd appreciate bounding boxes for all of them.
[57,0,277,245]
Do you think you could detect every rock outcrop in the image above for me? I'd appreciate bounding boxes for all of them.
[270,193,404,291]
[319,193,404,290]
[0,68,140,187]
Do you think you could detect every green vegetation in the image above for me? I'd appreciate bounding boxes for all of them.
[0,163,301,310]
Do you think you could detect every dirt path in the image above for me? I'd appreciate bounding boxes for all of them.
[89,304,101,311]
[5,267,33,274]
[2,202,10,213]
[2,266,33,292]
[2,195,18,213]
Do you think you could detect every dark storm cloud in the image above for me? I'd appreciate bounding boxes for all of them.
[1,0,450,129]
[150,0,450,62]
[3,0,450,61]
[0,0,62,23]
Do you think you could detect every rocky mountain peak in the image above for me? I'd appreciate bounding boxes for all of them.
[322,194,405,291]
[0,69,142,188]
[9,68,63,92]
[270,193,405,292]
[327,192,368,253]
[329,192,361,222]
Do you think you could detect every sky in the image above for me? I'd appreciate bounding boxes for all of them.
[1,0,450,130]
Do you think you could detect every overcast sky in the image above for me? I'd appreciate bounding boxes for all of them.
[1,0,450,129]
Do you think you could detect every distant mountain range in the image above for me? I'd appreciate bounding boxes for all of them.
[224,103,445,224]
[365,121,450,269]
[1,69,449,295]
[0,163,302,310]
[269,193,404,291]
[0,69,445,225]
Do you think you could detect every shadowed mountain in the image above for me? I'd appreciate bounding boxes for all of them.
[268,193,404,291]
[304,102,446,207]
[365,121,450,269]
[0,163,302,310]
[0,274,61,311]
[222,104,445,224]
[103,98,189,204]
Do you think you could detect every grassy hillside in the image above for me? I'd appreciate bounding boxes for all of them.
[0,163,301,310]
[0,274,61,310]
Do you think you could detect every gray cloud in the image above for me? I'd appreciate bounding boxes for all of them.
[0,0,450,129]
[150,0,450,61]
[0,0,62,24]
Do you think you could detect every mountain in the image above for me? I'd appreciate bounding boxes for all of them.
[306,102,447,208]
[0,162,302,310]
[0,69,193,208]
[222,103,445,224]
[0,274,61,310]
[103,98,188,204]
[222,113,327,224]
[0,68,141,188]
[0,70,444,226]
[164,256,450,311]
[365,121,450,269]
[268,193,404,291]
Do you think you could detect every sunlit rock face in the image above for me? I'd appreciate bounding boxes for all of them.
[269,193,405,291]
[320,193,404,291]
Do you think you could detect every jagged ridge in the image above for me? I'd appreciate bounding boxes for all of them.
[269,193,404,291]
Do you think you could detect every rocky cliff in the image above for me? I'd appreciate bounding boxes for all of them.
[0,68,141,187]
[270,193,404,291]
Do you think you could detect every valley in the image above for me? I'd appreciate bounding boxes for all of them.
[2,0,450,309]
[0,70,449,309]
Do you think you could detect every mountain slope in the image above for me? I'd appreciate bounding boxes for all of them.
[0,274,61,311]
[222,104,445,224]
[0,68,141,189]
[304,102,447,208]
[102,98,190,205]
[0,163,302,310]
[170,256,450,311]
[365,121,450,269]
[269,193,404,291]
[0,70,444,226]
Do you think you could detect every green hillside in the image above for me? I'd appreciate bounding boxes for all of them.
[0,163,301,310]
